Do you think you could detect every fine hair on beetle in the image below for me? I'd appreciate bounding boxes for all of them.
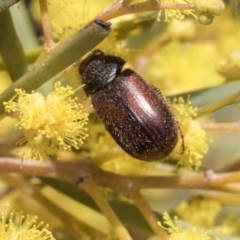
[79,49,184,162]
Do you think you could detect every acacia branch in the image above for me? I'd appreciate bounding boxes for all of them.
[1,158,240,193]
[198,91,240,116]
[97,0,194,21]
[201,121,240,132]
[79,176,133,240]
[2,157,240,238]
[131,190,168,239]
[39,0,54,49]
[0,20,111,116]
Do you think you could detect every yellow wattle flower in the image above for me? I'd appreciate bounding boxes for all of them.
[171,97,210,169]
[0,205,56,240]
[157,0,196,22]
[158,212,211,240]
[174,197,222,228]
[4,82,89,162]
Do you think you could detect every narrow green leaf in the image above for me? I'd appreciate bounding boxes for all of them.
[0,9,27,81]
[171,81,240,107]
[170,81,240,115]
[0,20,111,115]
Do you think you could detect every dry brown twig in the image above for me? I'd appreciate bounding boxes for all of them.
[39,0,54,49]
[1,157,240,193]
[1,157,240,239]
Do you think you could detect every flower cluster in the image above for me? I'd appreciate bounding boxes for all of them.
[4,82,88,162]
[195,0,225,24]
[157,0,196,22]
[173,197,240,237]
[174,197,222,228]
[0,205,55,240]
[158,0,225,24]
[217,50,240,80]
[171,97,210,169]
[158,212,211,240]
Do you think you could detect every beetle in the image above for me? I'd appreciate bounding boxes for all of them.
[79,50,182,161]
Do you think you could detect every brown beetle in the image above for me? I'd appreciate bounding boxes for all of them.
[79,50,182,161]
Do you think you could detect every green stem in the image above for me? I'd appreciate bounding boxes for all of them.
[0,20,111,116]
[0,9,27,81]
[0,46,43,71]
[197,91,240,116]
[0,0,20,12]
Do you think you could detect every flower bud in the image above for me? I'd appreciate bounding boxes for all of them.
[195,0,225,25]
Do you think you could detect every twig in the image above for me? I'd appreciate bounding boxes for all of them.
[217,183,240,194]
[198,190,240,205]
[201,121,240,132]
[97,0,194,21]
[203,170,240,186]
[79,176,133,240]
[223,159,240,172]
[131,190,169,239]
[198,91,240,116]
[92,147,124,165]
[2,157,240,235]
[121,0,133,7]
[39,0,54,49]
[1,158,240,194]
